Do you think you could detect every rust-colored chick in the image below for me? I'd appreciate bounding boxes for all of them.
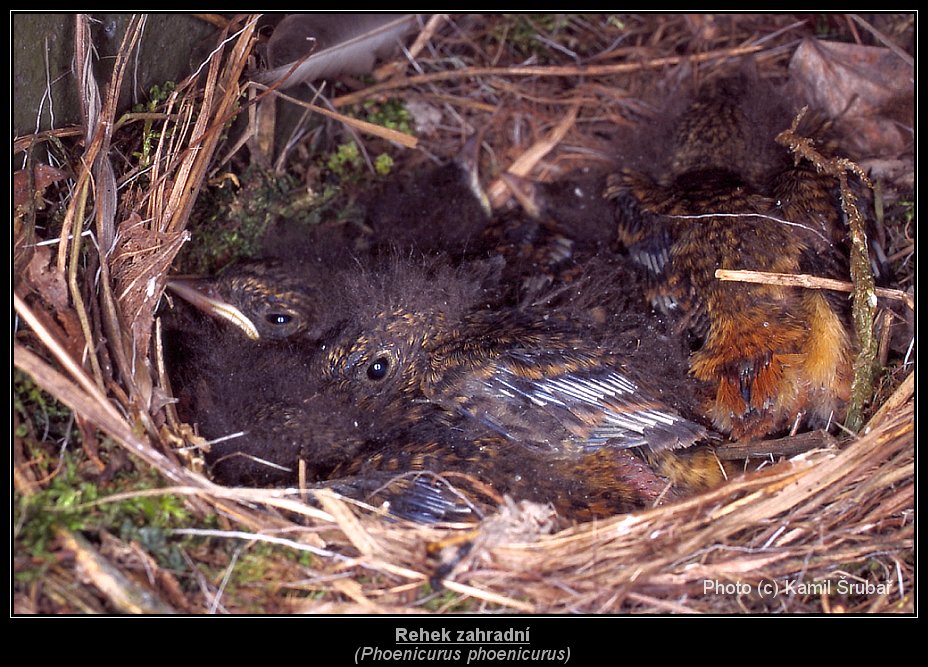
[604,75,856,439]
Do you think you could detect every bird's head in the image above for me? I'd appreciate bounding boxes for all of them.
[167,261,323,342]
[316,256,496,409]
[319,310,437,410]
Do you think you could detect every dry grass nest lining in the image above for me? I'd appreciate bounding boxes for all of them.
[14,14,913,614]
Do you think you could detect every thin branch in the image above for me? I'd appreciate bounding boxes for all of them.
[776,108,879,434]
[249,83,418,149]
[865,372,914,432]
[55,528,177,613]
[715,269,914,311]
[331,44,767,107]
[846,14,914,67]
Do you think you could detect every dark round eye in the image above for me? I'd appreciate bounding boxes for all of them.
[367,356,390,381]
[266,313,293,326]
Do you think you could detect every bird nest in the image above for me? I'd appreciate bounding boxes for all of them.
[13,14,914,615]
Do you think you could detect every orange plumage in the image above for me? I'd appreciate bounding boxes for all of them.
[605,75,855,439]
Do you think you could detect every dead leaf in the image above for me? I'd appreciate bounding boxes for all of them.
[110,213,190,359]
[13,163,69,211]
[23,244,68,310]
[14,164,70,281]
[789,38,914,159]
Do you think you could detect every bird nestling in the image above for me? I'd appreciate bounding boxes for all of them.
[326,425,686,523]
[316,255,707,455]
[604,72,860,439]
[362,135,492,256]
[166,259,340,343]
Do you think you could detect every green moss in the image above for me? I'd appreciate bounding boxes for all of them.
[14,370,193,576]
[374,153,395,176]
[13,370,83,559]
[178,165,296,274]
[13,369,78,446]
[174,93,415,274]
[886,195,915,236]
[606,16,626,30]
[129,81,177,170]
[326,141,362,176]
[183,540,321,611]
[14,452,191,568]
[322,97,412,181]
[229,542,310,588]
[361,97,412,135]
[879,194,914,291]
[897,197,914,223]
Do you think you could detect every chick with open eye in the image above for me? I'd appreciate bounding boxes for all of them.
[161,313,374,487]
[165,307,681,522]
[166,260,332,342]
[317,256,707,456]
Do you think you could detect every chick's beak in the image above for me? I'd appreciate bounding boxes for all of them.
[166,277,261,341]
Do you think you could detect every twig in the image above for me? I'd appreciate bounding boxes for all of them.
[315,489,381,558]
[13,127,84,154]
[487,105,579,208]
[441,580,536,613]
[55,528,177,614]
[249,83,418,149]
[416,91,498,114]
[191,13,232,30]
[331,44,767,107]
[15,298,118,423]
[13,341,188,484]
[865,372,914,432]
[165,16,258,235]
[714,430,839,461]
[171,528,352,562]
[374,13,448,81]
[625,591,700,614]
[73,14,143,412]
[715,269,914,311]
[776,108,878,434]
[63,181,106,391]
[846,14,914,67]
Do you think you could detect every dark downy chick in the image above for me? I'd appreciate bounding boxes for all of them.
[162,257,367,485]
[166,259,340,343]
[167,307,677,521]
[203,388,379,487]
[163,255,722,519]
[162,319,377,486]
[184,342,682,521]
[363,136,492,256]
[496,169,617,255]
[326,426,681,523]
[317,256,707,456]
